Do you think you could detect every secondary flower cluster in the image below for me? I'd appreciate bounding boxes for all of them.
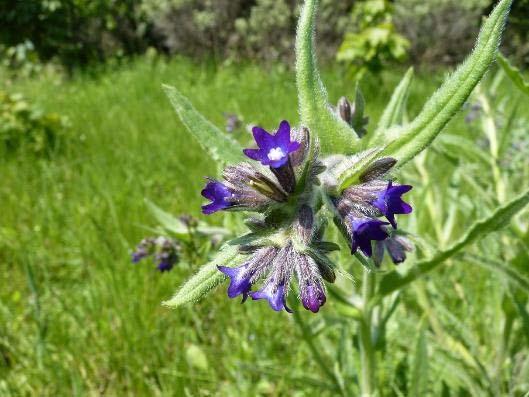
[132,236,180,272]
[332,170,412,258]
[201,119,413,313]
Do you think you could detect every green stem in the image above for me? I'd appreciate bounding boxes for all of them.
[359,268,376,396]
[292,308,344,394]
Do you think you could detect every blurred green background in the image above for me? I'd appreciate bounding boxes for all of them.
[1,0,529,396]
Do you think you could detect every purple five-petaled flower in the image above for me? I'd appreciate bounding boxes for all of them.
[372,181,412,228]
[251,282,292,313]
[243,120,301,168]
[201,179,232,214]
[350,218,389,257]
[217,264,253,302]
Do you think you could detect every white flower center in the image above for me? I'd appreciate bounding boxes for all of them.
[267,147,285,161]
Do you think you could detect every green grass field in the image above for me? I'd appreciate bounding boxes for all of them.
[1,57,529,396]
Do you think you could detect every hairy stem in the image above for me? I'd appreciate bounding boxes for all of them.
[292,309,345,394]
[359,269,376,396]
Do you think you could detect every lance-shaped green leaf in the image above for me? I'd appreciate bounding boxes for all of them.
[145,199,229,238]
[497,53,529,96]
[296,0,359,154]
[372,67,414,140]
[374,185,529,301]
[380,0,512,167]
[435,134,491,167]
[463,254,529,291]
[163,244,240,308]
[163,84,243,165]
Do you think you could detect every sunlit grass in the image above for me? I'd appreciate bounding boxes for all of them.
[1,57,528,395]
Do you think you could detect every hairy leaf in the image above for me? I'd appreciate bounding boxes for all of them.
[375,185,529,300]
[497,53,529,96]
[163,244,240,308]
[464,254,529,291]
[163,84,243,165]
[380,0,512,167]
[145,199,229,238]
[296,0,359,154]
[436,134,491,166]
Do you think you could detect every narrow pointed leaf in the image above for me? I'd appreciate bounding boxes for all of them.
[163,84,244,165]
[497,53,529,96]
[436,134,491,166]
[380,0,512,167]
[373,67,414,139]
[375,185,529,300]
[163,244,240,308]
[296,0,359,154]
[145,199,229,238]
[464,254,529,291]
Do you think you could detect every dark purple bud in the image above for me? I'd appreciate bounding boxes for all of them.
[337,96,352,125]
[243,120,301,169]
[359,157,397,183]
[350,218,389,257]
[300,283,326,313]
[201,179,232,214]
[293,205,314,245]
[371,181,413,228]
[270,158,296,193]
[251,282,292,313]
[290,127,310,167]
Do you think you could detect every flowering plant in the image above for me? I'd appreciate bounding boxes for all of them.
[157,0,527,394]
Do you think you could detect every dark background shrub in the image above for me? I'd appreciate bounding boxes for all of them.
[0,0,528,69]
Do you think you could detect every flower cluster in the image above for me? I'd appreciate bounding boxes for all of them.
[333,176,412,257]
[132,236,180,272]
[201,119,413,313]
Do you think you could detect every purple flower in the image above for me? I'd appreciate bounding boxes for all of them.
[251,282,292,313]
[243,120,300,168]
[132,250,148,263]
[372,181,413,228]
[300,283,326,313]
[131,236,179,272]
[373,234,413,267]
[217,264,253,302]
[350,218,389,257]
[201,179,232,214]
[157,256,175,272]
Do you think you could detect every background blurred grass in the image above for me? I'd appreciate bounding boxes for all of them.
[1,57,528,396]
